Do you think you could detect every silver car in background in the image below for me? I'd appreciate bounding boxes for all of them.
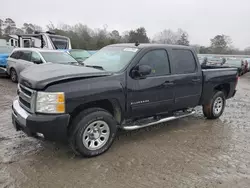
[6,48,78,82]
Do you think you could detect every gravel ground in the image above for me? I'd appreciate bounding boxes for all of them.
[0,74,250,188]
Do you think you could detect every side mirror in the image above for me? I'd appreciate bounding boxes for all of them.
[132,64,152,79]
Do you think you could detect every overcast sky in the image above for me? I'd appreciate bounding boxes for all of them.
[1,0,250,49]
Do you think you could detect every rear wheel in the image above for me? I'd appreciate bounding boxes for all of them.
[203,91,226,119]
[10,68,18,83]
[69,108,117,157]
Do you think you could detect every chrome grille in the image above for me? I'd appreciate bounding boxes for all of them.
[17,84,36,113]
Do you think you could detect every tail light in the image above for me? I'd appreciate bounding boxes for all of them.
[236,74,239,87]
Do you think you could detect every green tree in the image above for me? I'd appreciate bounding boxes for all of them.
[22,23,35,34]
[177,33,189,46]
[199,46,212,54]
[210,35,232,54]
[128,27,149,43]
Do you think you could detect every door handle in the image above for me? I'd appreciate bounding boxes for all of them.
[163,81,174,86]
[192,78,201,82]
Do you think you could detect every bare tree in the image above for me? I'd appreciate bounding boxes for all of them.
[46,21,56,31]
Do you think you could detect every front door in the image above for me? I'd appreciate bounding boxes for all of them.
[127,49,175,118]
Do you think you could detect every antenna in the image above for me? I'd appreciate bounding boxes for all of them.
[135,41,140,47]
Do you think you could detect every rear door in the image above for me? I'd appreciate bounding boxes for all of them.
[7,51,21,74]
[171,49,202,110]
[16,51,33,75]
[127,48,175,118]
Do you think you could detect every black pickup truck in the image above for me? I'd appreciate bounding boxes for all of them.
[12,44,238,157]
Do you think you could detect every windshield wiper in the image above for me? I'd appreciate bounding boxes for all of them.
[68,62,84,66]
[85,64,105,70]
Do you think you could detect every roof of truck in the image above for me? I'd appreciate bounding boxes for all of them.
[108,43,192,49]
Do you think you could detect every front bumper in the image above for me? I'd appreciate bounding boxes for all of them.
[12,99,70,142]
[0,67,7,76]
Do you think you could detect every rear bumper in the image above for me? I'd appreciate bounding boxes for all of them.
[12,99,70,142]
[232,90,236,97]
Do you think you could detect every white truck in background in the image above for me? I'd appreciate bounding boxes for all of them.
[8,31,72,50]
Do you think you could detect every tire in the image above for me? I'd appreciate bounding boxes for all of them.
[10,68,18,83]
[69,108,117,157]
[202,91,226,119]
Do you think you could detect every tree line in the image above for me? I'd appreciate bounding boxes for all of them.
[1,17,250,55]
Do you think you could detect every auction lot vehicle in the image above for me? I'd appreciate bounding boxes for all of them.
[223,58,245,76]
[6,48,79,82]
[12,44,238,157]
[8,31,72,50]
[0,46,14,76]
[0,46,14,68]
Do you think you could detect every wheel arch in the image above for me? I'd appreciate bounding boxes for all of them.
[214,83,230,98]
[69,98,123,126]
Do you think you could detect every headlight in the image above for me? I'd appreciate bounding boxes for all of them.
[36,92,65,114]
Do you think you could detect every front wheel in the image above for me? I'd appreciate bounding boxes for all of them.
[10,68,18,83]
[202,91,226,119]
[69,108,117,157]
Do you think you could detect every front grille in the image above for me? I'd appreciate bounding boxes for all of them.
[20,84,32,96]
[18,84,36,113]
[19,97,31,109]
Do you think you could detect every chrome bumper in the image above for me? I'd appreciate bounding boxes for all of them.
[12,99,30,126]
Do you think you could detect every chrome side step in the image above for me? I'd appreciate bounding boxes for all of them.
[121,110,196,131]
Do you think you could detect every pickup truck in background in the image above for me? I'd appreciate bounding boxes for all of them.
[12,44,238,157]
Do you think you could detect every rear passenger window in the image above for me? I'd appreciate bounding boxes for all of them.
[172,49,196,74]
[19,51,31,61]
[138,49,170,76]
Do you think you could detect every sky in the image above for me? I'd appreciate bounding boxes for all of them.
[1,0,250,49]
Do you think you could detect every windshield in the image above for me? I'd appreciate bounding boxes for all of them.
[69,50,91,61]
[83,46,139,72]
[49,36,69,49]
[0,46,14,54]
[40,52,77,64]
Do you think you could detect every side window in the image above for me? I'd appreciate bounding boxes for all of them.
[31,52,43,63]
[19,51,32,62]
[172,49,196,74]
[10,51,18,59]
[10,39,14,46]
[138,49,170,76]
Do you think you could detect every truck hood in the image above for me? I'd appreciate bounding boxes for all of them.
[19,63,112,90]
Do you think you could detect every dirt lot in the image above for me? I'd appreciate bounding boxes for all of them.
[0,74,250,188]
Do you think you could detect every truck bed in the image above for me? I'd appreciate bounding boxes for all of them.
[200,67,238,104]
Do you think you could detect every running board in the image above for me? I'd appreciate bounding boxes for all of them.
[121,110,196,131]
